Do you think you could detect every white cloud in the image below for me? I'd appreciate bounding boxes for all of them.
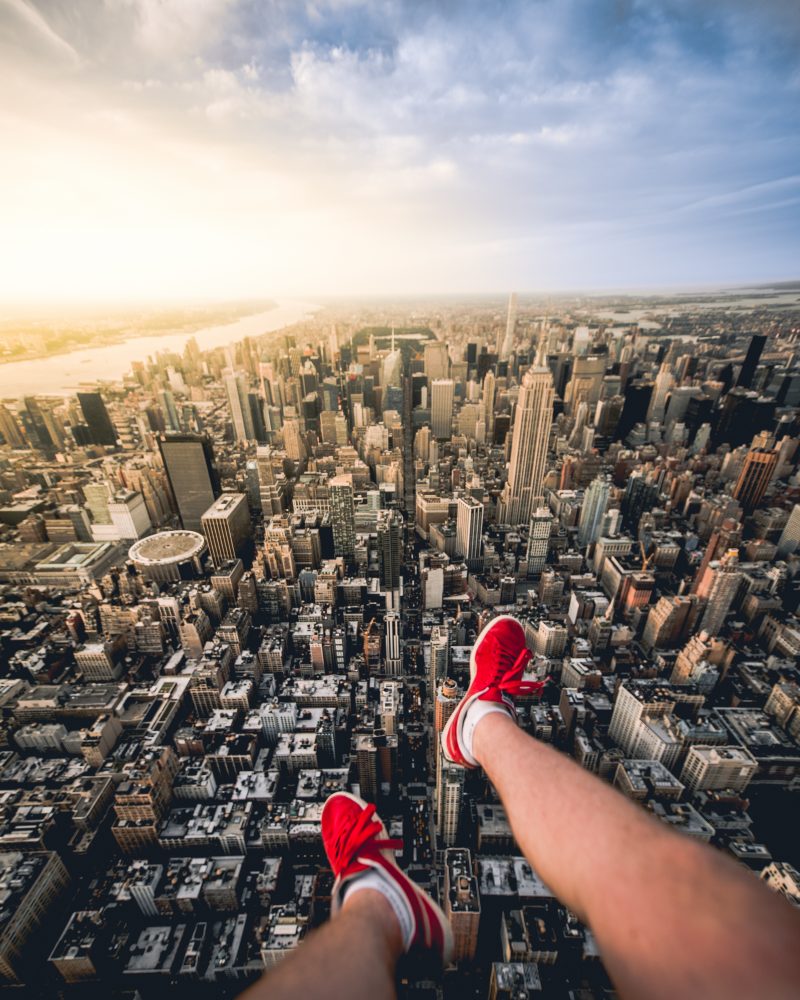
[115,0,235,59]
[0,0,797,299]
[1,0,78,63]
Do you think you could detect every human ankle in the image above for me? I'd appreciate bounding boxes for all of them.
[342,874,411,952]
[462,699,514,765]
[470,703,514,765]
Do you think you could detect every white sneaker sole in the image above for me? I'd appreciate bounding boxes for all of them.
[327,791,455,964]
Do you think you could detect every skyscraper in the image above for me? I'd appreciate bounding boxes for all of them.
[381,329,403,388]
[430,626,449,696]
[0,851,70,984]
[692,518,742,596]
[699,550,742,637]
[642,595,698,650]
[435,678,460,734]
[436,748,465,847]
[0,406,25,449]
[456,495,484,569]
[578,476,611,548]
[22,397,56,451]
[82,481,113,526]
[377,509,402,606]
[283,417,307,461]
[733,445,778,511]
[77,392,117,447]
[497,365,555,526]
[736,334,767,390]
[608,681,675,756]
[248,393,268,442]
[564,354,606,414]
[424,341,449,380]
[223,372,255,443]
[379,679,401,733]
[777,504,800,558]
[621,473,659,533]
[330,475,355,559]
[255,446,282,515]
[355,730,397,802]
[431,379,454,440]
[614,380,653,443]
[159,389,181,432]
[158,433,221,531]
[384,612,402,676]
[482,370,496,435]
[714,387,776,449]
[499,292,517,361]
[647,363,674,423]
[444,848,480,960]
[200,493,252,568]
[358,620,381,675]
[525,507,551,576]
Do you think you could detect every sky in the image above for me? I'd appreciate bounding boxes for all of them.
[1,0,799,303]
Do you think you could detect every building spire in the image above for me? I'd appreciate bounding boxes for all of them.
[535,323,548,368]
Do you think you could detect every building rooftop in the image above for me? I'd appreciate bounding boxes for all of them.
[716,708,800,759]
[445,848,480,913]
[129,531,206,565]
[124,924,186,975]
[648,801,716,840]
[202,493,246,518]
[492,962,543,996]
[0,851,50,932]
[617,759,685,797]
[49,909,107,965]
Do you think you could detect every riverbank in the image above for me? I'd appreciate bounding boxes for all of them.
[0,300,278,367]
[0,298,319,397]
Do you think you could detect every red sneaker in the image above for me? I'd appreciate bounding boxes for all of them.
[441,614,544,768]
[321,791,453,963]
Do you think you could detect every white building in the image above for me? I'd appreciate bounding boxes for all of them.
[525,507,552,576]
[431,379,455,440]
[436,746,465,847]
[761,862,800,908]
[497,365,555,526]
[680,746,757,793]
[109,491,152,540]
[777,504,800,558]
[456,495,484,567]
[261,700,298,746]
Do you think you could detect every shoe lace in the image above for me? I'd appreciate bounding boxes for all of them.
[494,646,546,698]
[331,802,403,873]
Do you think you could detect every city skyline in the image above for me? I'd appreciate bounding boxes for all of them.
[0,292,798,993]
[1,1,799,303]
[1,1,800,995]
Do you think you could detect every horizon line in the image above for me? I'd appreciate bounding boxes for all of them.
[0,276,799,316]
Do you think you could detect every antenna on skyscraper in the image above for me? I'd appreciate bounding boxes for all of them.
[535,325,548,368]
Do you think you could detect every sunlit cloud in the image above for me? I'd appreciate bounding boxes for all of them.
[0,0,798,302]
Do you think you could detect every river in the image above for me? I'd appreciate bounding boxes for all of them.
[0,298,319,398]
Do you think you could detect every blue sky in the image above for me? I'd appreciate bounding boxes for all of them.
[0,0,798,301]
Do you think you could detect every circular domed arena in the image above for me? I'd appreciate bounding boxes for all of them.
[128,530,207,584]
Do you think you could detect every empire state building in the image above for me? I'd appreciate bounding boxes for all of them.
[498,362,555,526]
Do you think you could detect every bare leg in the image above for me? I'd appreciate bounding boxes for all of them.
[473,711,800,1000]
[241,888,403,1000]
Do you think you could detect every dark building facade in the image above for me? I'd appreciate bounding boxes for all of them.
[77,393,117,447]
[158,433,221,532]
